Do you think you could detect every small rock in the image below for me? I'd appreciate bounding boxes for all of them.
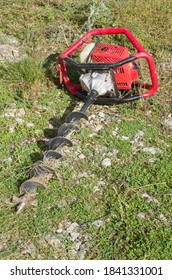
[148,158,157,163]
[112,128,119,137]
[94,124,103,132]
[98,112,105,119]
[97,180,105,186]
[34,129,42,135]
[101,158,111,167]
[66,222,79,234]
[159,214,168,224]
[78,249,86,260]
[0,44,19,62]
[131,130,144,144]
[72,241,82,251]
[57,200,68,208]
[69,249,78,258]
[9,125,16,133]
[16,108,25,117]
[22,243,37,255]
[89,114,96,120]
[137,212,146,219]
[88,133,97,137]
[3,156,13,163]
[92,219,104,228]
[15,117,25,124]
[164,117,172,129]
[105,152,113,157]
[78,153,85,159]
[77,172,88,178]
[69,232,80,241]
[142,193,160,205]
[3,108,16,118]
[121,135,129,140]
[113,148,119,156]
[142,147,162,154]
[45,235,63,248]
[0,242,8,253]
[6,36,19,46]
[26,122,34,128]
[48,123,54,129]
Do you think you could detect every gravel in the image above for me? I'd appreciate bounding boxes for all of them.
[101,158,111,167]
[92,219,104,228]
[15,117,25,124]
[142,147,163,154]
[16,108,26,117]
[3,156,13,163]
[78,153,85,159]
[137,212,146,219]
[0,44,20,62]
[26,122,34,128]
[66,222,79,234]
[164,116,172,129]
[45,235,63,248]
[69,232,80,242]
[142,193,160,205]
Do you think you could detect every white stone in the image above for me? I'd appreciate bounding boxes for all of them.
[142,193,160,205]
[0,44,19,62]
[98,112,105,118]
[94,124,103,132]
[72,242,82,251]
[45,235,63,248]
[112,127,119,137]
[148,158,157,163]
[97,180,105,186]
[113,148,119,156]
[77,172,88,178]
[159,214,168,224]
[164,117,172,129]
[16,108,25,117]
[69,232,80,241]
[15,117,25,124]
[92,219,104,228]
[34,130,42,135]
[78,153,85,159]
[137,212,146,219]
[142,147,162,154]
[121,135,129,140]
[3,156,13,163]
[66,222,79,234]
[26,122,34,128]
[101,158,111,167]
[131,130,144,143]
[9,125,15,133]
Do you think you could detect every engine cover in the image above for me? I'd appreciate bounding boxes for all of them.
[91,43,139,90]
[79,70,119,97]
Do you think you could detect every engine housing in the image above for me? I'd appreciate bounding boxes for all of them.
[91,43,139,90]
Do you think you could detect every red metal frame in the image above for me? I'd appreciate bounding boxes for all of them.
[57,28,158,98]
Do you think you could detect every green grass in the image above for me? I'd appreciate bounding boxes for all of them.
[0,0,172,260]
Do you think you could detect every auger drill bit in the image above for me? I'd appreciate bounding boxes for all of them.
[12,91,97,213]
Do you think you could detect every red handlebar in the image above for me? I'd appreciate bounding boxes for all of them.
[58,28,158,98]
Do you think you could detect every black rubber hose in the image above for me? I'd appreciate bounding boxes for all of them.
[77,92,142,105]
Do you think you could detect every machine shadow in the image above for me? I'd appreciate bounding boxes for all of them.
[31,52,79,162]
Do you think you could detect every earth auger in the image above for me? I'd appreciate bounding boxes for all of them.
[12,28,158,213]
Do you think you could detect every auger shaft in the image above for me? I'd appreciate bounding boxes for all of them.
[80,91,98,113]
[12,92,97,213]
